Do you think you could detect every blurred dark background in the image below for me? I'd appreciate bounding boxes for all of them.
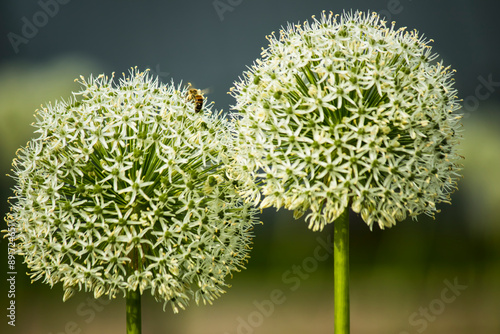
[1,1,499,333]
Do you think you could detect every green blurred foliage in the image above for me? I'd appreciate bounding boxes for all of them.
[461,108,500,232]
[0,56,101,178]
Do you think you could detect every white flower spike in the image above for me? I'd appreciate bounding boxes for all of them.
[231,11,463,231]
[5,68,258,313]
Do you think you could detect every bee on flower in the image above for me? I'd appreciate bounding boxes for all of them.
[4,68,258,313]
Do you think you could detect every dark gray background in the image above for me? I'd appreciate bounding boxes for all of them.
[1,0,499,110]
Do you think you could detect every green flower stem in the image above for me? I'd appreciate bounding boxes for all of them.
[126,288,142,334]
[334,208,349,334]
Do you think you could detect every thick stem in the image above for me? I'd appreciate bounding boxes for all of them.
[334,208,350,334]
[126,288,142,334]
[127,247,141,334]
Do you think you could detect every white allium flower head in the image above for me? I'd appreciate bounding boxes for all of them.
[230,11,463,231]
[5,68,258,313]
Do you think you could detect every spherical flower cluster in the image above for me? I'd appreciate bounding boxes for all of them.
[6,68,258,312]
[230,11,463,231]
